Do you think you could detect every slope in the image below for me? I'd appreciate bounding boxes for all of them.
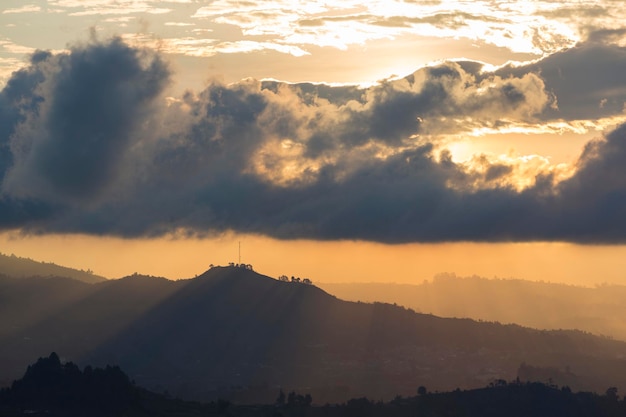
[0,252,106,283]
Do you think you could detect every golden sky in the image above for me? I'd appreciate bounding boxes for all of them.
[2,1,626,285]
[3,231,626,287]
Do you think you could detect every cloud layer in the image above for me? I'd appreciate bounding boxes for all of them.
[5,0,626,89]
[1,38,626,243]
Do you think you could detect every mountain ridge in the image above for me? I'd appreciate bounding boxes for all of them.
[0,252,107,283]
[2,266,626,403]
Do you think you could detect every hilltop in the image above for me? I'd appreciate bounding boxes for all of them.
[0,252,106,283]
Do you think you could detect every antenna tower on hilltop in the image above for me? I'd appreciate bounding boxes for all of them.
[238,241,241,265]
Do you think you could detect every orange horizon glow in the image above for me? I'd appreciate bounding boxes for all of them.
[2,231,626,287]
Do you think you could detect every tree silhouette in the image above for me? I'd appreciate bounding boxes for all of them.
[286,391,312,407]
[276,389,286,405]
[1,352,137,414]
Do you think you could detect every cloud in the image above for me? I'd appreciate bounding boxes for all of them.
[0,196,56,229]
[6,0,617,65]
[2,5,42,14]
[4,0,623,64]
[1,39,170,204]
[213,41,310,57]
[498,41,626,121]
[190,0,580,55]
[540,4,608,20]
[0,57,26,89]
[120,34,309,58]
[550,124,626,242]
[165,22,195,27]
[0,40,37,55]
[0,50,51,180]
[121,34,219,57]
[2,38,626,243]
[43,0,174,16]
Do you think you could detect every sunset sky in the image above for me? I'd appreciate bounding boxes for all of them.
[2,0,626,285]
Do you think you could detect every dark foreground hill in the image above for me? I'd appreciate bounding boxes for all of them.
[0,252,106,283]
[2,353,626,417]
[0,353,137,416]
[2,266,626,403]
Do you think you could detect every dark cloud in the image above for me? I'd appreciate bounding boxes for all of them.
[39,39,168,200]
[2,39,626,243]
[498,41,626,120]
[586,29,626,44]
[0,196,56,229]
[550,123,626,242]
[3,38,169,203]
[26,121,626,244]
[484,164,513,182]
[0,51,50,179]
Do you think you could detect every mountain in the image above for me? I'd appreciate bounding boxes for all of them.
[2,266,626,404]
[319,275,626,341]
[0,252,106,283]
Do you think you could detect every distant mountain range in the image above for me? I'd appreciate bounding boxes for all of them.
[2,266,626,404]
[0,252,106,283]
[319,274,626,341]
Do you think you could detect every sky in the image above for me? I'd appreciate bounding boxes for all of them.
[2,1,626,285]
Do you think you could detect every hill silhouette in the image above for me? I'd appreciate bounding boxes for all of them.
[319,275,626,341]
[0,252,106,283]
[3,353,626,417]
[0,352,137,416]
[2,266,626,403]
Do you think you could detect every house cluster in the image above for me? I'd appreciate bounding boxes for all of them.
[209,263,254,270]
[228,263,254,270]
[278,275,313,285]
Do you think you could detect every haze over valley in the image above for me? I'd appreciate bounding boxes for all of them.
[320,275,626,342]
